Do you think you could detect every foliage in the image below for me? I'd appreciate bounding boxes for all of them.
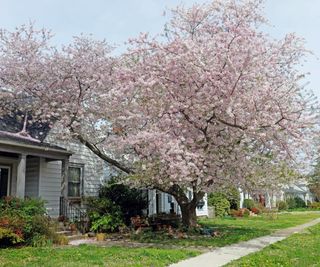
[250,207,261,214]
[86,178,148,232]
[308,202,320,209]
[286,196,306,209]
[308,158,320,202]
[90,214,123,233]
[286,198,296,209]
[225,187,241,210]
[293,196,306,208]
[243,199,255,210]
[0,245,200,267]
[0,227,23,246]
[0,197,57,247]
[210,187,240,210]
[86,197,124,233]
[208,193,230,217]
[98,178,148,224]
[277,200,288,211]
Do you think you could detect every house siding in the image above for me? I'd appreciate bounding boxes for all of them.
[44,132,108,197]
[39,159,61,217]
[25,157,40,198]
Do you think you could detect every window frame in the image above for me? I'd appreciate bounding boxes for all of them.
[67,163,84,199]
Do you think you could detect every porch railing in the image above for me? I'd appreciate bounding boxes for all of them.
[59,196,89,234]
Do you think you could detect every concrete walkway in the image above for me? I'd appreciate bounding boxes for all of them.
[170,217,320,267]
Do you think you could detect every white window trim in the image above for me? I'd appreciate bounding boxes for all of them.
[68,163,84,198]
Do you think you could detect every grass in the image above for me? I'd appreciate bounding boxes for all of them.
[226,222,320,267]
[0,245,200,267]
[131,212,320,247]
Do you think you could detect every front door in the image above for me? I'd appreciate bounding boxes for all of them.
[0,166,10,198]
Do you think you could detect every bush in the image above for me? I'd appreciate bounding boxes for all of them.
[309,202,320,210]
[86,197,124,233]
[251,207,261,214]
[243,199,255,210]
[224,187,241,210]
[277,200,288,211]
[286,198,296,209]
[294,197,306,208]
[0,197,57,247]
[98,178,148,225]
[0,227,23,246]
[285,197,306,209]
[208,193,230,217]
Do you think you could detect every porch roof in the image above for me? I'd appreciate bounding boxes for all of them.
[0,131,72,160]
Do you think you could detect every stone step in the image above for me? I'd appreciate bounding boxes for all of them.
[56,230,74,236]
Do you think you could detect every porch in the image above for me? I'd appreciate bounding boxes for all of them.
[0,131,72,216]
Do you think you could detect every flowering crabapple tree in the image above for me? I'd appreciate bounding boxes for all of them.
[0,1,317,227]
[109,0,317,226]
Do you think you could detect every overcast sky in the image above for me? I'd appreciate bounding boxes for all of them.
[0,0,319,97]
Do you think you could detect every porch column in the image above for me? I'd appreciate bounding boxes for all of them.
[61,158,69,199]
[16,154,27,198]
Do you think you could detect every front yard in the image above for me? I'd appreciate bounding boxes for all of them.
[227,222,320,266]
[131,212,320,247]
[0,212,319,267]
[0,245,199,267]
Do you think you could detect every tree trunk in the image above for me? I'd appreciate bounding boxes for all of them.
[179,202,198,228]
[171,188,205,229]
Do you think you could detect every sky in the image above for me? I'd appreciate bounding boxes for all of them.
[0,0,319,97]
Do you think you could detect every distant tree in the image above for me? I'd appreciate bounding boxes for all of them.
[309,158,320,202]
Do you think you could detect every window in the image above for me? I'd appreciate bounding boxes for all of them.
[68,165,83,197]
[0,166,10,198]
[197,199,205,210]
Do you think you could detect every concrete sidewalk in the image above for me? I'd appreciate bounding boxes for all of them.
[170,217,320,267]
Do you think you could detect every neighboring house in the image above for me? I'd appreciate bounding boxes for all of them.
[281,180,314,204]
[239,180,314,209]
[148,190,209,217]
[0,115,208,220]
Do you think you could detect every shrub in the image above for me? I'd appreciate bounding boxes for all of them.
[224,187,241,210]
[309,202,320,209]
[277,200,288,211]
[90,214,124,233]
[243,199,255,210]
[208,193,230,217]
[286,198,296,209]
[294,197,306,208]
[86,197,124,233]
[97,178,148,225]
[0,197,57,247]
[251,207,261,214]
[0,227,23,247]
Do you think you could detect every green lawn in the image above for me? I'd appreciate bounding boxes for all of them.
[227,222,320,267]
[131,212,320,247]
[0,245,200,267]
